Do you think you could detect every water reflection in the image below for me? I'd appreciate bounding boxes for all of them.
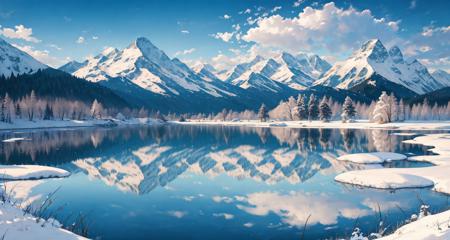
[0,125,431,195]
[0,126,445,240]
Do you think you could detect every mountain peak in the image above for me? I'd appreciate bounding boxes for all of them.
[101,47,119,56]
[358,39,389,63]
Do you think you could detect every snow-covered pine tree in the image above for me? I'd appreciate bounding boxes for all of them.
[387,93,398,122]
[319,97,332,122]
[308,94,319,121]
[341,96,356,123]
[372,92,390,124]
[258,104,268,122]
[287,96,296,120]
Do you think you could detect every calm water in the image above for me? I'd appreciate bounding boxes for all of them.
[1,125,448,240]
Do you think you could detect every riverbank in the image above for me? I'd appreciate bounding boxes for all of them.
[175,119,450,131]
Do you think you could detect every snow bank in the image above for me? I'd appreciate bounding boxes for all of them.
[335,170,434,189]
[379,209,450,240]
[0,117,165,131]
[177,120,450,131]
[2,137,30,143]
[335,134,450,194]
[337,152,407,164]
[0,201,87,240]
[0,165,70,180]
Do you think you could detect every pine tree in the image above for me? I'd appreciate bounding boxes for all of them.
[0,98,4,123]
[294,94,308,120]
[258,104,268,122]
[319,97,332,122]
[3,93,11,123]
[341,96,356,122]
[43,103,53,120]
[372,92,390,124]
[308,94,319,121]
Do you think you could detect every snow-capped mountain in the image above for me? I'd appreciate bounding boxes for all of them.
[223,52,331,90]
[431,69,450,87]
[58,60,86,74]
[315,39,445,95]
[0,38,47,77]
[69,37,235,98]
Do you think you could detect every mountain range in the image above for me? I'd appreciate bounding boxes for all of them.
[1,36,449,113]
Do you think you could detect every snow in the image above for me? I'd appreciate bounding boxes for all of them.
[315,39,445,94]
[0,201,87,240]
[2,137,30,143]
[379,209,450,240]
[336,152,407,164]
[176,120,450,131]
[0,38,47,77]
[0,165,70,180]
[0,117,164,131]
[335,134,450,194]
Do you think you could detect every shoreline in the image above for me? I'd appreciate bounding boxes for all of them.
[175,120,450,131]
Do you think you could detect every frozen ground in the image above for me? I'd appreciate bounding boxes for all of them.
[379,209,450,240]
[0,201,87,240]
[0,165,70,180]
[336,152,407,164]
[0,165,85,239]
[0,118,164,131]
[336,134,450,240]
[177,120,450,131]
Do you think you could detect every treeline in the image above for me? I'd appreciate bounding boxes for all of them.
[0,90,160,124]
[185,92,450,123]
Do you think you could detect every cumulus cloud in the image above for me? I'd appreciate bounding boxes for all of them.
[223,14,231,20]
[175,48,196,56]
[92,36,99,40]
[242,2,401,54]
[12,44,65,67]
[0,25,40,43]
[76,36,85,44]
[212,32,234,42]
[181,30,190,34]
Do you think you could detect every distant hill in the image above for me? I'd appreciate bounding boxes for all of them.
[0,68,130,108]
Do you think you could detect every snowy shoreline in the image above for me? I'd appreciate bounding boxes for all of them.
[0,165,86,239]
[176,120,450,131]
[334,133,450,239]
[0,118,165,132]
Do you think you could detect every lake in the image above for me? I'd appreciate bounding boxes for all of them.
[0,125,448,240]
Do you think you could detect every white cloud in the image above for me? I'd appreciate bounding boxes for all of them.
[409,0,417,9]
[48,44,61,51]
[271,6,282,13]
[419,45,432,52]
[12,44,65,67]
[167,211,187,219]
[212,32,234,42]
[293,0,305,8]
[76,36,85,44]
[212,213,234,220]
[223,14,231,20]
[92,36,99,40]
[242,2,400,54]
[181,30,190,34]
[0,25,40,43]
[175,48,196,56]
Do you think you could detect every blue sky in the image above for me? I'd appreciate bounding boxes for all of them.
[0,0,449,71]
